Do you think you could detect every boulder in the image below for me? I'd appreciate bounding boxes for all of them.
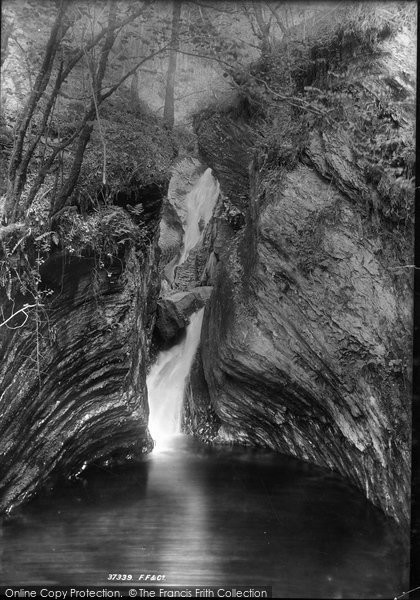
[158,200,184,276]
[155,287,212,344]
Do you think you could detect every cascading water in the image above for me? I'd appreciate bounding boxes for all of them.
[179,168,219,263]
[147,167,219,446]
[147,308,204,441]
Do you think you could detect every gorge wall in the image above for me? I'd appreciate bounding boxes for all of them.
[186,23,415,526]
[0,2,414,531]
[1,0,177,513]
[0,183,165,514]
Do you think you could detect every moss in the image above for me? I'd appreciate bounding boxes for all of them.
[57,205,145,260]
[73,90,177,206]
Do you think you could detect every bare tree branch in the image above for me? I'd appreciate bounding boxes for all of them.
[164,47,234,70]
[251,74,330,117]
[252,1,270,38]
[5,0,71,221]
[7,1,70,184]
[84,48,107,185]
[0,304,43,329]
[14,60,65,202]
[51,1,118,217]
[265,2,288,36]
[99,43,173,103]
[59,1,151,85]
[4,1,154,224]
[164,1,182,129]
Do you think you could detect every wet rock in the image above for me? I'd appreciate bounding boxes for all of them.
[155,287,213,344]
[0,197,164,514]
[159,200,184,272]
[182,348,220,442]
[173,244,210,291]
[159,200,184,287]
[196,160,412,526]
[194,110,253,213]
[191,28,414,527]
[174,197,237,291]
[168,157,204,223]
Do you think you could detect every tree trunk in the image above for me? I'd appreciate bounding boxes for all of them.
[131,71,141,110]
[1,16,13,67]
[163,1,182,130]
[252,2,271,56]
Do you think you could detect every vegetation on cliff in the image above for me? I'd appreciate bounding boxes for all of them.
[0,0,180,512]
[190,1,415,525]
[0,2,179,337]
[196,3,415,229]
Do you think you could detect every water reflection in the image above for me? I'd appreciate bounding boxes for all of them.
[1,436,408,598]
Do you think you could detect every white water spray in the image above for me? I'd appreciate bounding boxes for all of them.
[147,168,219,446]
[179,168,220,263]
[147,308,204,443]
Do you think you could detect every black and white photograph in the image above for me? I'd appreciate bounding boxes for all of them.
[0,0,417,598]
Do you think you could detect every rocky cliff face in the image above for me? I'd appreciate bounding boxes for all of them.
[0,187,164,514]
[189,25,414,526]
[153,158,222,345]
[155,286,212,345]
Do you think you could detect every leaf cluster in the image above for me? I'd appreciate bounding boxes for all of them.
[73,91,176,203]
[0,224,53,323]
[57,204,147,262]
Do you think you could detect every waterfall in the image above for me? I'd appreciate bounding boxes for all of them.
[179,168,220,263]
[147,308,204,443]
[147,167,219,446]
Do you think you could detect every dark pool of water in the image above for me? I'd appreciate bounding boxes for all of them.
[0,435,408,598]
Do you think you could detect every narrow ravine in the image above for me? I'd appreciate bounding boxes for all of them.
[1,152,408,592]
[0,2,414,595]
[147,167,219,446]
